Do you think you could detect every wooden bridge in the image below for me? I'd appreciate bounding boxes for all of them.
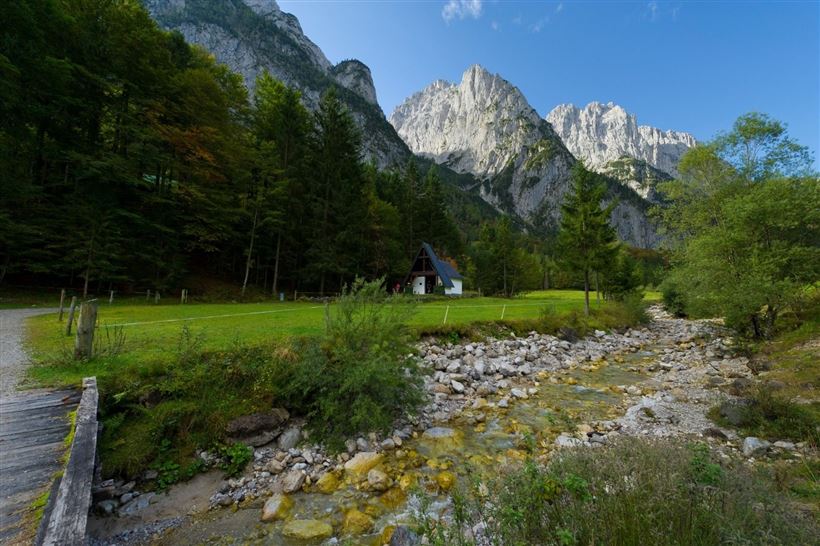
[0,388,80,544]
[1,308,98,545]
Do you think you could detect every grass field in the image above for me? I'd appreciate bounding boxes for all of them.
[23,290,660,387]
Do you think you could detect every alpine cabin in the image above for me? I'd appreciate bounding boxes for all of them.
[406,243,463,296]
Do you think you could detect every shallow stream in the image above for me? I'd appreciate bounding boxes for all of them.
[154,345,668,545]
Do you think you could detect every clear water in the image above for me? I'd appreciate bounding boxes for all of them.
[158,346,662,545]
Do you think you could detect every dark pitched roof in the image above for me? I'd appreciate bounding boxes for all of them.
[422,242,463,288]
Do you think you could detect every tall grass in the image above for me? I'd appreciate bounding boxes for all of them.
[418,438,818,545]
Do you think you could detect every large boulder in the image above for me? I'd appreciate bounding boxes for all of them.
[344,452,384,479]
[226,408,289,447]
[260,493,292,522]
[343,509,375,534]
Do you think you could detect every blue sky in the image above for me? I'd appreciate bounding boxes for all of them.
[279,1,819,164]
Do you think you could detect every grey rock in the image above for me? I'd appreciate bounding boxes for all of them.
[277,426,302,451]
[96,499,118,516]
[279,468,306,493]
[742,437,771,457]
[511,388,528,399]
[118,492,155,516]
[555,434,584,448]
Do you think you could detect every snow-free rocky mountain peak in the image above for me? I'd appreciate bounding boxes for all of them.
[145,0,406,166]
[390,65,661,247]
[547,102,697,179]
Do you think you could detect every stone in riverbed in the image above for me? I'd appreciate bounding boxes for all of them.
[451,380,465,393]
[343,508,375,534]
[511,388,528,399]
[282,519,333,540]
[367,468,391,491]
[279,468,306,493]
[315,472,340,494]
[422,427,457,439]
[260,493,292,521]
[118,492,155,516]
[344,452,384,478]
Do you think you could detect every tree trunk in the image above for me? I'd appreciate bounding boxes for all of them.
[82,268,90,298]
[241,206,259,297]
[272,232,281,296]
[583,268,590,317]
[595,271,600,304]
[503,260,508,297]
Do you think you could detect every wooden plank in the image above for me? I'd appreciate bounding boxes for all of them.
[41,377,98,546]
[0,386,78,546]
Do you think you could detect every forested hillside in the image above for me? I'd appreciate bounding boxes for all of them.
[0,0,467,296]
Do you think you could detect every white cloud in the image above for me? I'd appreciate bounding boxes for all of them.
[555,2,564,14]
[647,1,658,21]
[490,20,499,31]
[442,0,483,23]
[672,6,680,20]
[530,16,549,33]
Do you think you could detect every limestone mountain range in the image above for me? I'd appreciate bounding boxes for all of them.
[145,0,698,247]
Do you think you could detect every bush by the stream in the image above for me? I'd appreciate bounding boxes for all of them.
[98,279,424,477]
[418,438,818,545]
[712,388,819,445]
[281,278,425,451]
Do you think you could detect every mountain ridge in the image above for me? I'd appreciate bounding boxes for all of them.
[389,65,663,247]
[547,101,696,178]
[144,0,408,167]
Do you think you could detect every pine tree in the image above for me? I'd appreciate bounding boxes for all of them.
[305,87,367,294]
[558,163,618,315]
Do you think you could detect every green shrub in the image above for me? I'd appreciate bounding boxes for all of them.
[417,438,818,545]
[661,276,687,317]
[712,387,819,445]
[282,278,425,451]
[215,442,253,477]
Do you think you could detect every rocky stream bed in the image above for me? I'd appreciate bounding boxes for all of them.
[87,307,812,545]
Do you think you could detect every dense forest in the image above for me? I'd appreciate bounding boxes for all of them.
[0,0,667,298]
[0,0,467,296]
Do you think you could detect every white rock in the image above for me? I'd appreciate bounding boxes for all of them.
[742,437,771,457]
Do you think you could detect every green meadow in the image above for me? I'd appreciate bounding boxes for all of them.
[24,290,659,387]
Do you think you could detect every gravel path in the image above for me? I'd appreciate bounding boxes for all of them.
[0,308,56,395]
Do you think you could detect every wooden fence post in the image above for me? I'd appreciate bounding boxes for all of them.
[58,289,66,321]
[146,289,151,301]
[155,291,160,304]
[74,301,97,359]
[65,297,78,336]
[109,290,114,304]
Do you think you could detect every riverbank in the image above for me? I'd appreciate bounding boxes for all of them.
[85,306,816,544]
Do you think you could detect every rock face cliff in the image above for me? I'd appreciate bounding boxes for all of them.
[144,0,407,166]
[390,66,660,247]
[547,102,696,178]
